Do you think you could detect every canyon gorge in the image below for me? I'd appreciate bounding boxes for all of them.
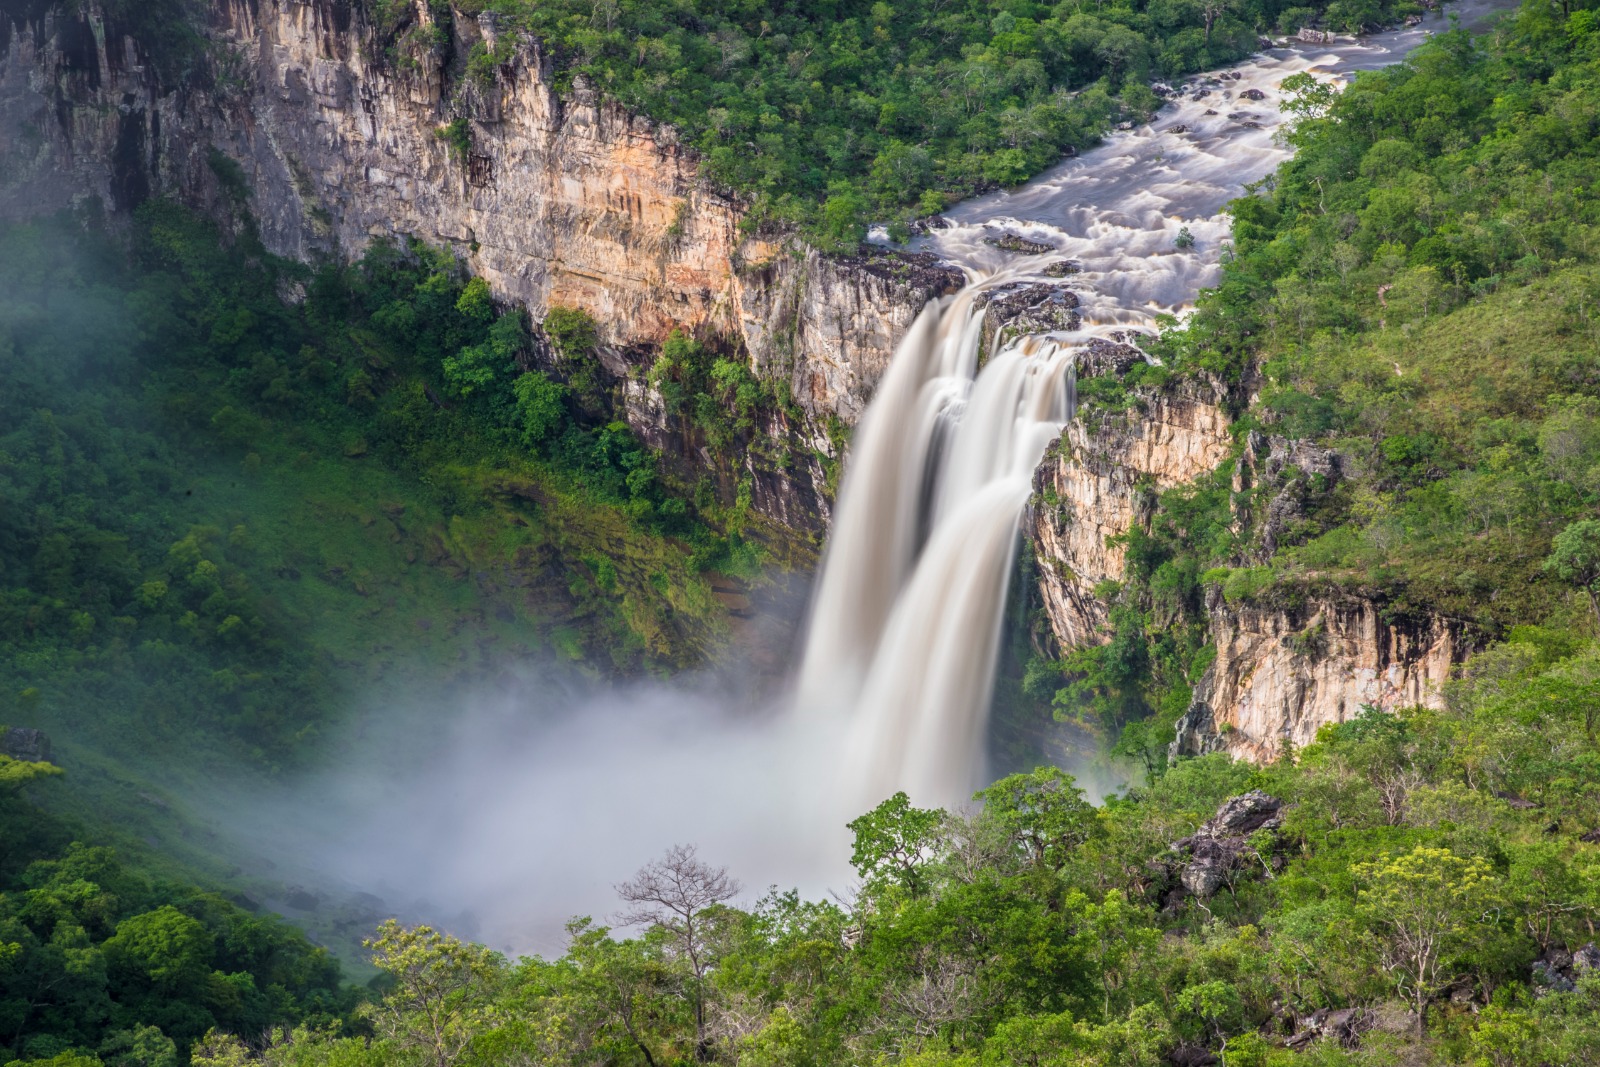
[0,0,1487,782]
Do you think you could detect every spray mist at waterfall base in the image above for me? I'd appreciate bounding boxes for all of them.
[223,660,889,957]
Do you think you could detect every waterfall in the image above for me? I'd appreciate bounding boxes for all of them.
[796,284,1076,808]
[789,3,1512,810]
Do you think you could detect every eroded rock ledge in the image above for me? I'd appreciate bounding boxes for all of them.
[1171,590,1469,762]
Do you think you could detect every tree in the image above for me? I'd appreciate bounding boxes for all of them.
[363,920,504,1067]
[974,767,1096,872]
[1544,519,1600,627]
[615,844,740,1061]
[1278,72,1336,122]
[512,371,569,449]
[0,753,62,795]
[846,792,946,895]
[103,906,213,994]
[1197,0,1235,44]
[1351,846,1501,1036]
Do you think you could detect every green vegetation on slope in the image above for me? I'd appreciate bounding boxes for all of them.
[0,756,352,1067]
[0,202,770,778]
[190,654,1600,1065]
[419,0,1434,246]
[1029,0,1600,764]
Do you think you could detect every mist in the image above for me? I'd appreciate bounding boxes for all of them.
[216,642,874,957]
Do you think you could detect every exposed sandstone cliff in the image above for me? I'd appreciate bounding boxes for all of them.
[1028,379,1476,764]
[0,0,959,532]
[1029,383,1234,648]
[1170,591,1467,762]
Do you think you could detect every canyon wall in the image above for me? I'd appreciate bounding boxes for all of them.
[1171,592,1466,761]
[1029,383,1233,647]
[0,0,959,532]
[1030,383,1474,762]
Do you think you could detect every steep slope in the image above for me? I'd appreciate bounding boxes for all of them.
[0,0,962,533]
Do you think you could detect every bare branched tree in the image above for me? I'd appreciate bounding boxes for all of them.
[615,844,741,1062]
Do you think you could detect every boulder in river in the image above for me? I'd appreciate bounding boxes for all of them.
[1079,336,1146,378]
[975,283,1081,345]
[984,232,1059,255]
[1239,87,1267,101]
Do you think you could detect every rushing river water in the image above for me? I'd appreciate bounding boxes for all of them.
[795,0,1518,811]
[247,1,1517,953]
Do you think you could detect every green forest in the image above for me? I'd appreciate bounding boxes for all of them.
[6,0,1600,1065]
[418,0,1428,245]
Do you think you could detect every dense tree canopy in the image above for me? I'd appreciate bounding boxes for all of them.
[420,0,1429,244]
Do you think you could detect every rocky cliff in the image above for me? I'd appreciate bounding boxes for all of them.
[1029,378,1476,764]
[1029,382,1234,647]
[0,0,959,532]
[1170,591,1467,762]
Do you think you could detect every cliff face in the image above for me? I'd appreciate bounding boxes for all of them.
[0,0,959,532]
[1171,593,1465,762]
[1029,383,1475,764]
[1029,385,1233,648]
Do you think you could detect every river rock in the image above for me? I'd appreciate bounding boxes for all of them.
[1298,27,1334,43]
[975,283,1081,344]
[985,233,1059,256]
[840,247,966,293]
[0,727,53,764]
[1239,88,1267,101]
[1079,337,1145,378]
[1043,260,1082,277]
[907,214,954,236]
[1168,124,1190,135]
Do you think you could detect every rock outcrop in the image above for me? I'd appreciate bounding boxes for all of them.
[1171,592,1467,762]
[0,0,960,531]
[1029,382,1234,647]
[0,726,53,764]
[1164,793,1273,902]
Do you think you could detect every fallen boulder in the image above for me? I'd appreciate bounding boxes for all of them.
[1163,790,1286,902]
[0,727,53,764]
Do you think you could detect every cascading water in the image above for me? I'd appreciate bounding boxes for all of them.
[795,270,1077,810]
[794,0,1513,810]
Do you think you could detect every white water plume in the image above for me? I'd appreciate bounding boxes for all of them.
[794,0,1515,810]
[796,292,1078,808]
